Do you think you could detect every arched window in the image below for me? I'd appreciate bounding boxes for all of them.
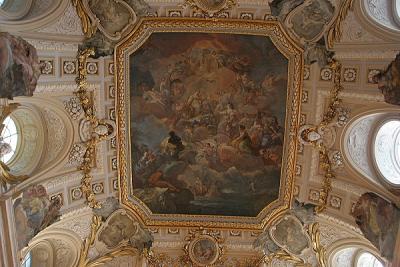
[0,116,19,164]
[373,119,400,187]
[331,247,386,267]
[395,0,400,27]
[356,251,384,267]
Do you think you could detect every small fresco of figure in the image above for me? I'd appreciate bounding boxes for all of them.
[374,53,400,106]
[130,33,288,217]
[193,239,217,264]
[0,32,41,99]
[13,184,61,249]
[290,0,335,41]
[352,192,400,261]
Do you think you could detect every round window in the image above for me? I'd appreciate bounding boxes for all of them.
[356,252,384,267]
[0,116,19,163]
[373,120,400,186]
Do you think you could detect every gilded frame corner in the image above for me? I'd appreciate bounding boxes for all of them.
[115,17,304,230]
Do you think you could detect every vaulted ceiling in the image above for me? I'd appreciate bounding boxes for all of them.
[0,0,399,267]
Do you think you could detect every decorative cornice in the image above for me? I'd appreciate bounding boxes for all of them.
[317,213,362,235]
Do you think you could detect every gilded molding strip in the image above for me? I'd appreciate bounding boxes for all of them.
[115,17,303,230]
[0,161,29,187]
[307,222,327,267]
[263,250,308,266]
[326,0,355,49]
[315,59,343,214]
[75,48,118,209]
[71,0,97,38]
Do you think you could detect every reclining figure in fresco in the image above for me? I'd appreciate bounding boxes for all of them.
[374,53,400,106]
[0,32,41,99]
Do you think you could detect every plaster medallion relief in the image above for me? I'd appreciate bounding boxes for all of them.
[70,185,84,201]
[79,118,116,142]
[182,229,224,266]
[39,60,54,75]
[62,60,77,75]
[343,68,358,83]
[320,67,333,81]
[329,195,342,209]
[92,182,104,195]
[86,61,99,75]
[298,124,336,149]
[368,69,382,83]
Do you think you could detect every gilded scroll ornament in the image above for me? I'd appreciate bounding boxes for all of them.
[0,161,28,187]
[326,0,355,49]
[0,103,19,124]
[297,59,344,214]
[307,223,327,267]
[72,0,97,38]
[314,59,343,213]
[74,48,116,208]
[181,0,236,17]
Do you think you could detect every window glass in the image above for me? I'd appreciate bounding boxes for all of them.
[0,116,19,163]
[374,120,400,185]
[21,252,32,267]
[397,0,400,15]
[357,252,384,267]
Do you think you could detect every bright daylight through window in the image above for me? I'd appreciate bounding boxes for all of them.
[356,252,384,267]
[0,116,18,163]
[374,120,400,186]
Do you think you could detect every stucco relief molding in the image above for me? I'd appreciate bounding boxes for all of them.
[0,0,70,32]
[35,83,100,95]
[334,49,400,60]
[38,1,83,36]
[42,172,82,191]
[24,39,80,51]
[317,213,363,236]
[353,0,400,43]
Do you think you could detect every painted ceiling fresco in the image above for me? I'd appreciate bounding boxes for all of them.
[128,32,288,217]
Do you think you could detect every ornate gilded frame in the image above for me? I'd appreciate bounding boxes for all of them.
[115,18,303,230]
